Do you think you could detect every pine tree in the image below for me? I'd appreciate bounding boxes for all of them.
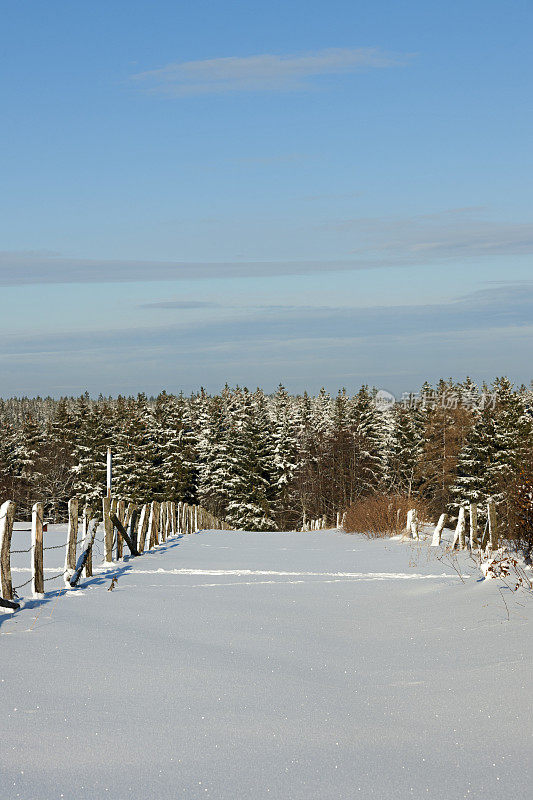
[196,393,232,516]
[270,385,301,529]
[71,394,106,506]
[226,389,276,530]
[156,392,196,503]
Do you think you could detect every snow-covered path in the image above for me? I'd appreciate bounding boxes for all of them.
[1,530,532,800]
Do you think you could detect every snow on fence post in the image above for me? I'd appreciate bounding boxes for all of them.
[403,509,415,538]
[177,501,182,534]
[106,447,112,498]
[159,503,166,543]
[487,499,498,551]
[0,500,16,603]
[452,506,466,550]
[32,502,44,598]
[194,505,198,533]
[153,501,161,546]
[469,504,479,549]
[83,506,94,578]
[116,500,125,559]
[431,513,447,547]
[65,497,78,581]
[170,502,176,536]
[137,504,149,552]
[70,517,99,587]
[102,496,114,564]
[165,500,172,539]
[410,510,419,539]
[161,502,167,540]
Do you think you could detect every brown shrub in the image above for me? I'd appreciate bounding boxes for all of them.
[343,494,432,538]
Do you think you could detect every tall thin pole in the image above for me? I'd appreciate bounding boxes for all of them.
[106,447,112,498]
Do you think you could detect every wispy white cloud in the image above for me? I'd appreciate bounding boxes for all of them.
[130,47,408,96]
[323,207,533,260]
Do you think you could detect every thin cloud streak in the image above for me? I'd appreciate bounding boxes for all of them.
[130,47,408,96]
[1,284,531,358]
[326,207,533,259]
[2,209,532,287]
[139,300,219,310]
[0,252,407,286]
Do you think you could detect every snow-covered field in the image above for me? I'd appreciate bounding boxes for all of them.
[1,528,532,799]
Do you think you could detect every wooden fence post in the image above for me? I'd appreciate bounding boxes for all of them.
[110,513,139,557]
[166,501,172,538]
[487,499,498,550]
[137,504,149,552]
[124,502,134,543]
[160,503,167,543]
[32,502,44,597]
[83,506,94,578]
[148,501,160,548]
[469,504,479,549]
[65,497,78,581]
[116,500,125,559]
[403,509,415,538]
[410,510,419,540]
[0,500,16,602]
[102,496,114,563]
[452,506,466,550]
[70,518,99,587]
[170,501,176,536]
[431,513,447,547]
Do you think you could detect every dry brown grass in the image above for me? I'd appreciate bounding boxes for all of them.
[343,494,432,538]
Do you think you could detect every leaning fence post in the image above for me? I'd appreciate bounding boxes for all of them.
[0,500,16,602]
[487,499,498,551]
[70,518,99,587]
[469,504,479,549]
[32,502,44,598]
[431,513,447,546]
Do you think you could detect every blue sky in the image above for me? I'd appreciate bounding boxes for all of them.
[1,0,532,397]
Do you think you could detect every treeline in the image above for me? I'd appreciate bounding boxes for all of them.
[0,378,532,543]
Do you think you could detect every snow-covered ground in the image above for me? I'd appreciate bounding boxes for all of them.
[1,527,532,799]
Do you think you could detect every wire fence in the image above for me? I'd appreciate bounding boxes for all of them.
[2,497,230,605]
